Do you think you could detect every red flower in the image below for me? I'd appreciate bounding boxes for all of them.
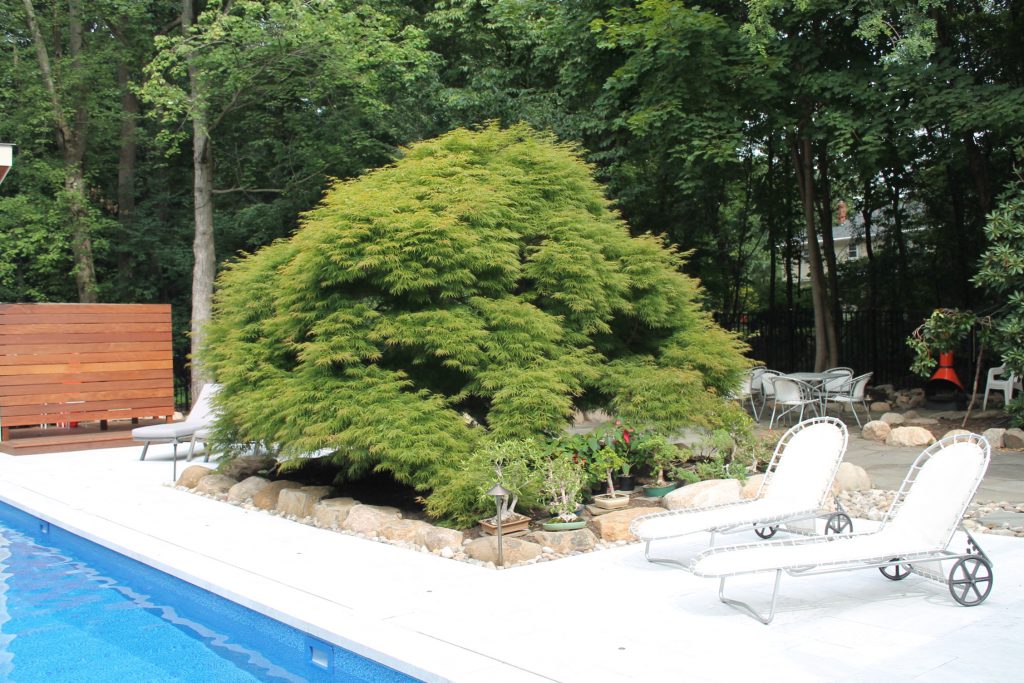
[622,430,631,444]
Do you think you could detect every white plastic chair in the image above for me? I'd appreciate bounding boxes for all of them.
[765,376,819,429]
[755,370,781,422]
[632,417,850,568]
[825,372,872,427]
[982,365,1021,410]
[133,383,221,476]
[690,433,992,624]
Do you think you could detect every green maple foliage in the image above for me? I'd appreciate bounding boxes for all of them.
[201,123,748,521]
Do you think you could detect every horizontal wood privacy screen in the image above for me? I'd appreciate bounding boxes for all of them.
[0,303,174,441]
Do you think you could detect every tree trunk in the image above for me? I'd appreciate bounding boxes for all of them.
[116,62,138,281]
[22,0,98,302]
[887,178,909,299]
[861,178,878,377]
[184,0,217,398]
[816,146,841,344]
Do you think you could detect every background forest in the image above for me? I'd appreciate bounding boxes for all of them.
[2,0,1023,396]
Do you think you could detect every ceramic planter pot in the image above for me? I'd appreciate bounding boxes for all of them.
[479,512,531,535]
[592,493,630,510]
[642,482,679,498]
[541,518,587,532]
[616,474,636,492]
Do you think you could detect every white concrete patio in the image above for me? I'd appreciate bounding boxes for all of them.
[2,444,1023,682]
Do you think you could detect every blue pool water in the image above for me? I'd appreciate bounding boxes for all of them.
[0,502,420,682]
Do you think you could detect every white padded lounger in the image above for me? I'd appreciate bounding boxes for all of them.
[632,416,850,568]
[691,432,993,623]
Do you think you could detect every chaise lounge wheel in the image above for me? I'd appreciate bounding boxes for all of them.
[824,512,853,535]
[754,525,778,539]
[879,558,912,581]
[948,556,993,606]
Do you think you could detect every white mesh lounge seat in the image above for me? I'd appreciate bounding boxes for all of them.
[133,383,221,476]
[631,417,850,568]
[690,432,992,624]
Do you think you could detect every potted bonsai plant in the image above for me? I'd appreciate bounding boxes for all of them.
[637,433,687,497]
[477,440,540,535]
[539,453,588,531]
[587,438,630,510]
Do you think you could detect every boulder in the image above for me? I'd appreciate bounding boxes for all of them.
[227,476,271,502]
[870,402,892,414]
[378,518,432,544]
[592,508,664,542]
[416,525,465,553]
[894,395,913,411]
[885,426,936,448]
[861,420,891,442]
[314,497,361,529]
[741,474,765,500]
[663,479,741,510]
[982,428,1006,449]
[1004,428,1024,449]
[901,410,919,420]
[176,465,215,489]
[195,474,238,496]
[528,529,598,554]
[834,463,872,492]
[220,455,277,481]
[277,486,333,518]
[942,428,974,440]
[906,417,938,426]
[464,536,543,565]
[879,412,905,426]
[342,504,403,535]
[252,480,302,510]
[871,384,896,402]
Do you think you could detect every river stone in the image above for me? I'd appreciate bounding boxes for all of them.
[342,504,403,535]
[227,476,271,502]
[593,507,664,542]
[886,426,936,448]
[378,519,432,543]
[663,479,741,510]
[464,536,543,565]
[176,465,215,489]
[741,474,765,499]
[1004,428,1024,449]
[834,463,871,492]
[982,428,1006,449]
[195,474,237,496]
[416,525,464,553]
[870,401,891,414]
[880,412,905,426]
[314,497,360,529]
[902,410,920,420]
[252,480,302,510]
[277,486,333,518]
[942,428,974,440]
[906,417,938,426]
[528,529,598,554]
[861,420,891,442]
[220,455,277,481]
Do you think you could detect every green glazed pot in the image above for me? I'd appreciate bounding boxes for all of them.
[541,519,587,531]
[642,482,679,498]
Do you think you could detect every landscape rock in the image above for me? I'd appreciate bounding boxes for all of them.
[1004,428,1024,449]
[251,480,302,510]
[176,465,215,489]
[220,455,277,481]
[942,429,974,440]
[416,525,465,553]
[663,479,741,510]
[902,410,920,420]
[314,497,360,529]
[195,474,238,496]
[861,420,891,442]
[834,463,872,491]
[906,417,938,426]
[277,486,333,518]
[894,395,913,411]
[741,474,765,499]
[879,412,905,426]
[592,507,664,542]
[464,536,543,565]
[870,402,892,414]
[982,428,1006,449]
[886,426,936,448]
[378,518,432,544]
[227,476,271,502]
[870,384,896,402]
[528,529,598,554]
[342,504,403,535]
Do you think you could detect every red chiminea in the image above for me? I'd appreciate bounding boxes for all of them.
[930,352,963,389]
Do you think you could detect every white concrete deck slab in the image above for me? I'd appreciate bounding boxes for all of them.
[2,444,1023,682]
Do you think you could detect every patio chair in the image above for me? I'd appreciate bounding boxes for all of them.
[690,432,992,624]
[765,376,819,429]
[825,372,872,427]
[133,383,221,472]
[982,365,1022,411]
[632,417,851,568]
[755,369,781,422]
[736,367,767,420]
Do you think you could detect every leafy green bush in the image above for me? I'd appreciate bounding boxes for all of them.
[201,123,749,522]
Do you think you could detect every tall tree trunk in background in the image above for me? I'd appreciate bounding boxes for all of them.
[816,146,841,348]
[117,62,138,281]
[184,0,217,398]
[946,164,972,308]
[887,177,909,297]
[792,132,837,370]
[766,137,778,368]
[22,0,98,302]
[861,179,878,377]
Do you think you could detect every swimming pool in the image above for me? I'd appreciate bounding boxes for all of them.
[0,501,420,682]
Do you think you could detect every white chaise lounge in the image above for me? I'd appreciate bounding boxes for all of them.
[133,383,221,474]
[631,416,850,568]
[691,432,992,624]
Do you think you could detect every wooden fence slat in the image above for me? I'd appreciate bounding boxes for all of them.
[0,313,171,325]
[0,351,171,366]
[0,368,170,387]
[2,406,174,427]
[0,360,172,376]
[0,303,169,315]
[0,323,172,335]
[0,341,170,355]
[0,332,171,344]
[1,390,174,412]
[0,378,172,398]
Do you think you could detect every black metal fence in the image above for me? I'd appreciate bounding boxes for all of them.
[720,309,972,389]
